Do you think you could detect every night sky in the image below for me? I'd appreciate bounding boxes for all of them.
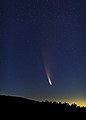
[0,0,86,106]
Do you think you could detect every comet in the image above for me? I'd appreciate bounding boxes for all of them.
[47,74,52,85]
[41,38,53,85]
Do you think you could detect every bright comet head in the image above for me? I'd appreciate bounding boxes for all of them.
[47,74,52,85]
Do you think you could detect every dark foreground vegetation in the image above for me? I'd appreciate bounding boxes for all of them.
[0,95,86,118]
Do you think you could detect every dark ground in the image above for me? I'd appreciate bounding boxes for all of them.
[0,95,86,118]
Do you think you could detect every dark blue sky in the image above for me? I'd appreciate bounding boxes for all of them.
[0,0,86,106]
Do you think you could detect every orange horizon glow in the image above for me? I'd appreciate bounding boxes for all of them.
[56,99,86,107]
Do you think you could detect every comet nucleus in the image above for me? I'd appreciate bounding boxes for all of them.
[47,74,52,85]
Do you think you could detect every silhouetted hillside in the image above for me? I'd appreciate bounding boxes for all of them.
[0,95,86,118]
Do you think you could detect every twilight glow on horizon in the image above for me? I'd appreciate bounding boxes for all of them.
[0,0,86,107]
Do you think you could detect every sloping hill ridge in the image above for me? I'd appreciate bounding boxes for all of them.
[0,95,86,118]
